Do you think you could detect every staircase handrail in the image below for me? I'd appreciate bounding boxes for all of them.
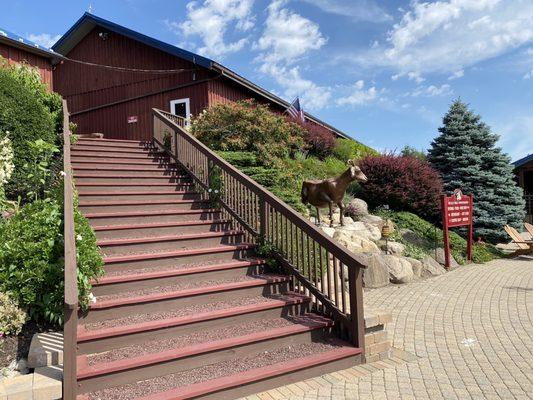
[62,99,78,400]
[152,108,367,352]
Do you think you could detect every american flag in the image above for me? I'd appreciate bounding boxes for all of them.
[286,97,305,123]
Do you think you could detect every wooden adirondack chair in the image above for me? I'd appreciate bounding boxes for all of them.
[504,225,533,257]
[524,222,533,237]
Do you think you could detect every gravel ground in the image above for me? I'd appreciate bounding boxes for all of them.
[82,294,296,332]
[88,341,341,400]
[95,274,276,302]
[87,316,307,366]
[102,258,262,278]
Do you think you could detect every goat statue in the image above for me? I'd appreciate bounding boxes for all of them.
[301,159,368,227]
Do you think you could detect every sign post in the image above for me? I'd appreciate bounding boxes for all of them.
[441,189,474,269]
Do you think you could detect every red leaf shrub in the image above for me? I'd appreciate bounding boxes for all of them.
[289,117,336,158]
[358,154,443,220]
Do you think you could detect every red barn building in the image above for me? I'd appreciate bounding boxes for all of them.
[52,13,350,141]
[0,27,61,90]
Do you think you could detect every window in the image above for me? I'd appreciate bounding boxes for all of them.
[170,98,190,125]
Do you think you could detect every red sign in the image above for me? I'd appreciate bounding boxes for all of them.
[127,115,138,124]
[441,189,474,269]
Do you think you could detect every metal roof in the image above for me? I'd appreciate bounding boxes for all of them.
[0,27,60,59]
[513,154,533,169]
[52,13,352,140]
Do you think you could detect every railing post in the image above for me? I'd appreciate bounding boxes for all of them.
[259,195,268,243]
[348,264,365,358]
[62,99,78,400]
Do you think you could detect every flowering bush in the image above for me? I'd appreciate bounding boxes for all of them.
[0,291,27,336]
[191,100,306,165]
[0,59,60,200]
[0,196,104,326]
[333,138,378,162]
[0,134,15,210]
[358,154,443,220]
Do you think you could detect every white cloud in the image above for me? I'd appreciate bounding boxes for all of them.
[524,69,533,79]
[168,0,255,58]
[254,0,330,110]
[409,84,453,97]
[352,0,533,75]
[260,64,332,109]
[337,80,380,106]
[254,0,326,65]
[448,69,465,80]
[299,0,392,22]
[27,33,60,48]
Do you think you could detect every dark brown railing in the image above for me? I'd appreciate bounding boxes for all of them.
[152,109,367,353]
[63,100,78,400]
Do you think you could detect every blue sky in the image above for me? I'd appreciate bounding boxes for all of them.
[2,0,532,160]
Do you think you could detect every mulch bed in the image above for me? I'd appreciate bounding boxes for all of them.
[0,321,53,369]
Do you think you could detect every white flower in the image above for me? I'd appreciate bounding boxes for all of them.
[88,293,97,304]
[208,188,212,193]
[214,190,219,194]
[60,171,66,176]
[76,234,83,241]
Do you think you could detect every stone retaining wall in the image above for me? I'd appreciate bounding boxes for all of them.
[364,309,392,363]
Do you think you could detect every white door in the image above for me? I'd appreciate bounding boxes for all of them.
[170,98,190,125]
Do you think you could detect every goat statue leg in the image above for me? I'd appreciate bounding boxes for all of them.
[329,202,334,227]
[337,202,345,226]
[316,207,321,226]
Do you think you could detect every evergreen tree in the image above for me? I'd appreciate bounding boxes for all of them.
[428,100,525,243]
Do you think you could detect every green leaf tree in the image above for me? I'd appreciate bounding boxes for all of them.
[428,100,525,243]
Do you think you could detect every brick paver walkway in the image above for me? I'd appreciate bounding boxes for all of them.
[244,256,533,399]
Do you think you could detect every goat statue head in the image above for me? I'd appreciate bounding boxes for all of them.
[347,159,368,183]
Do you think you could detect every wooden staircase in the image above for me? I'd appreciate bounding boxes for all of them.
[72,137,362,400]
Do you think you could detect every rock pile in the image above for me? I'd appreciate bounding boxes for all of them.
[311,198,455,288]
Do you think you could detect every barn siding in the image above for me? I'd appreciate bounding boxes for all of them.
[0,42,53,89]
[53,27,213,140]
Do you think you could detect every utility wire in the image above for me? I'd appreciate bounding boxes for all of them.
[61,56,196,74]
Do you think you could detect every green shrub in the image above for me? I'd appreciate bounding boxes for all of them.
[0,60,60,200]
[192,100,306,165]
[379,211,502,264]
[333,138,378,162]
[0,198,104,326]
[0,291,28,336]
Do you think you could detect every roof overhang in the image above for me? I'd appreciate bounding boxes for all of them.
[0,29,62,62]
[513,154,533,169]
[52,12,212,69]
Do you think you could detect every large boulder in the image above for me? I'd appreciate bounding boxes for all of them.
[382,255,414,283]
[360,253,390,288]
[347,198,369,217]
[421,256,446,277]
[380,241,405,256]
[434,247,460,268]
[359,214,384,229]
[405,257,423,279]
[333,230,380,253]
[336,221,381,242]
[321,226,336,238]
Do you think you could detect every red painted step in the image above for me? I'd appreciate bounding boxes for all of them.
[76,182,194,187]
[102,244,255,264]
[85,208,219,219]
[97,230,244,247]
[73,165,181,172]
[79,199,205,207]
[73,171,187,178]
[92,219,229,232]
[71,152,165,159]
[78,190,198,196]
[77,292,309,342]
[92,259,265,286]
[89,274,289,310]
[76,314,333,379]
[77,138,144,144]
